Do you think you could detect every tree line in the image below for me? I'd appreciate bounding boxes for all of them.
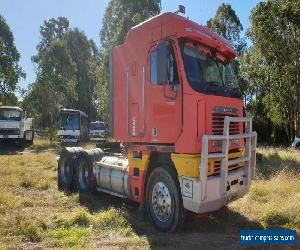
[0,0,299,144]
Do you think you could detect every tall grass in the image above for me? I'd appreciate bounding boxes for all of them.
[0,142,141,248]
[229,147,300,230]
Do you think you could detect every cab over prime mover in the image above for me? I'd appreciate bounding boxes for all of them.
[58,12,257,232]
[0,106,34,145]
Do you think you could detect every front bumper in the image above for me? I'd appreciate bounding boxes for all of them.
[61,138,79,143]
[180,168,249,213]
[0,134,23,139]
[89,136,106,141]
[180,116,257,214]
[59,136,79,143]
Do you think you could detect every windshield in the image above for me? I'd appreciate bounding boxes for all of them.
[180,41,242,98]
[60,112,79,130]
[89,122,105,131]
[0,108,22,121]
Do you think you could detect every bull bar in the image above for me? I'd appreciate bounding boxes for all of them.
[199,116,257,201]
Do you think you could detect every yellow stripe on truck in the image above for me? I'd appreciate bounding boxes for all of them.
[171,150,244,178]
[171,154,201,177]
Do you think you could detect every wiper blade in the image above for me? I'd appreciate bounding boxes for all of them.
[207,81,222,87]
[204,81,222,91]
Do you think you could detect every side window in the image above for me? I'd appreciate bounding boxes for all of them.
[150,50,158,84]
[150,42,179,85]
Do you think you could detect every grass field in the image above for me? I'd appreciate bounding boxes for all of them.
[0,138,299,248]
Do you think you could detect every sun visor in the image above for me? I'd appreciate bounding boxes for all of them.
[182,27,236,60]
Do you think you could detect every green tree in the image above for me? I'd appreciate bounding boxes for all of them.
[0,14,24,104]
[27,17,102,140]
[36,17,69,55]
[248,0,300,141]
[65,29,98,119]
[207,3,245,53]
[28,18,77,142]
[239,46,277,143]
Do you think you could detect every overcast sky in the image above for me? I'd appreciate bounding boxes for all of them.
[1,0,261,91]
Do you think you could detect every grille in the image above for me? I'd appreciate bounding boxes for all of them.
[0,129,20,135]
[207,151,244,176]
[212,112,239,135]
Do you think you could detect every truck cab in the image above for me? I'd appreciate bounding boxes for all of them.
[89,121,106,141]
[110,12,256,226]
[0,106,34,145]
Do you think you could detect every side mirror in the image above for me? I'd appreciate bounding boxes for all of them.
[156,42,168,84]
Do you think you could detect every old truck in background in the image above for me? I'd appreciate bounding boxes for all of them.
[58,10,257,232]
[89,121,106,141]
[0,105,34,145]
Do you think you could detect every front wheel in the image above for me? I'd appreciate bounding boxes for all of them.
[146,166,185,232]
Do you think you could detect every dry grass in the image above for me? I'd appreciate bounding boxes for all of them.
[0,140,299,248]
[229,147,300,231]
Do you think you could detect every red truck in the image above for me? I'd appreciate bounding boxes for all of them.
[58,11,257,232]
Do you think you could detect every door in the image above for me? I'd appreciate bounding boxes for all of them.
[146,40,182,143]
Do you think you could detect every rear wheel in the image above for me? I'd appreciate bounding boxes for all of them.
[146,166,185,232]
[77,157,96,194]
[58,157,74,190]
[57,147,83,191]
[76,148,104,194]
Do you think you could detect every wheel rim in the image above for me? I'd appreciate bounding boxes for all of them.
[79,161,89,189]
[152,181,172,222]
[61,159,71,183]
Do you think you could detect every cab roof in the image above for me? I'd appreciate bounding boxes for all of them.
[126,12,236,59]
[60,108,88,118]
[0,106,23,111]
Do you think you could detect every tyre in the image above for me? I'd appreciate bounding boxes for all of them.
[76,148,104,194]
[295,142,300,150]
[146,165,185,232]
[58,147,83,191]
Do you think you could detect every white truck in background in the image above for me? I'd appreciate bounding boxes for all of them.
[0,106,34,145]
[89,121,106,141]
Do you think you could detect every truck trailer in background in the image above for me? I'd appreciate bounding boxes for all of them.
[0,106,34,145]
[58,10,257,232]
[58,109,89,143]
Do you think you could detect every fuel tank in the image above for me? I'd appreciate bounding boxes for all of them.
[93,156,131,198]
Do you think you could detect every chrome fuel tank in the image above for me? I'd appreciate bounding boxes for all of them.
[93,156,130,198]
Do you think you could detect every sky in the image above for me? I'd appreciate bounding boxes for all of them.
[1,0,261,92]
